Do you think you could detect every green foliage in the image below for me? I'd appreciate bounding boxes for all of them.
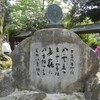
[63,13,97,46]
[0,0,5,35]
[4,0,48,37]
[62,0,87,29]
[3,0,100,47]
[0,34,1,52]
[4,0,68,37]
[0,54,12,69]
[62,6,77,29]
[0,0,5,53]
[64,0,100,22]
[77,17,97,46]
[79,34,97,46]
[63,0,86,26]
[76,17,92,25]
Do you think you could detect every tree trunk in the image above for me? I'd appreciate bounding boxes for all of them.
[0,0,5,53]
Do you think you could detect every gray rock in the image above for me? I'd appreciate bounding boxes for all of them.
[12,37,33,90]
[96,83,100,100]
[43,92,85,100]
[0,96,17,100]
[85,76,98,100]
[12,28,99,93]
[0,90,46,100]
[0,69,16,97]
[18,92,46,100]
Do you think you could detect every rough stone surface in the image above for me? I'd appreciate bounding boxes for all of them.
[12,28,99,93]
[0,90,46,100]
[12,37,34,90]
[85,76,98,100]
[97,86,100,100]
[95,72,100,100]
[43,92,85,100]
[0,90,85,100]
[0,69,16,97]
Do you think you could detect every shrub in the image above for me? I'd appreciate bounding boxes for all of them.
[0,54,12,69]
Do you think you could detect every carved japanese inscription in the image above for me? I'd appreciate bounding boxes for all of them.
[30,42,79,82]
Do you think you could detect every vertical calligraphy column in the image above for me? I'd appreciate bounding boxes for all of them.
[35,48,40,76]
[61,47,69,75]
[55,47,60,76]
[47,47,54,75]
[41,47,55,76]
[41,48,47,76]
[70,50,74,75]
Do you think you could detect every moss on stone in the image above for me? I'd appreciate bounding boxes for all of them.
[0,54,12,69]
[62,98,68,100]
[75,94,81,99]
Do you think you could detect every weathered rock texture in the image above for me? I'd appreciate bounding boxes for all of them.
[0,89,86,100]
[0,90,46,100]
[0,69,16,97]
[12,37,33,90]
[43,92,85,100]
[12,28,98,93]
[85,76,98,100]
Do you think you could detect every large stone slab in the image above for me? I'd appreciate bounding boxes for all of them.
[12,28,98,93]
[12,37,33,90]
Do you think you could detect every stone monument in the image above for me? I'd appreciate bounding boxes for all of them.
[12,28,98,93]
[11,5,99,94]
[0,4,100,100]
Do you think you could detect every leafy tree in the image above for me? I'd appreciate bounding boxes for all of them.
[82,0,100,22]
[63,0,100,46]
[4,0,48,49]
[4,0,68,49]
[64,0,100,22]
[5,0,69,37]
[7,0,47,33]
[4,0,99,48]
[78,17,97,46]
[62,0,87,29]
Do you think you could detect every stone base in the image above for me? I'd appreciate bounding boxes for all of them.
[43,92,85,100]
[0,89,46,100]
[0,89,85,100]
